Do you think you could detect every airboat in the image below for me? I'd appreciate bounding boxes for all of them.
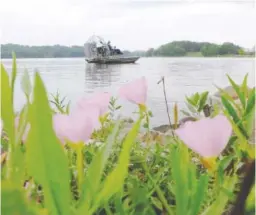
[84,35,140,64]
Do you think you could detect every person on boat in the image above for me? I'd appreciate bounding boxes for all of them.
[96,42,104,57]
[112,46,123,55]
[107,41,113,55]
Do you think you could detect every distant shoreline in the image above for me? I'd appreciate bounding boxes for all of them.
[1,41,255,59]
[1,55,255,60]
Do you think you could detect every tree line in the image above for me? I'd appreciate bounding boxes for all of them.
[1,44,85,58]
[145,41,255,57]
[1,41,255,58]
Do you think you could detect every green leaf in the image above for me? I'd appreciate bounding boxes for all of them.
[171,143,189,215]
[246,185,255,212]
[217,156,234,185]
[186,95,197,107]
[1,64,15,143]
[11,52,17,103]
[227,74,246,108]
[241,73,249,98]
[186,103,198,114]
[198,91,209,112]
[1,181,38,215]
[77,120,121,213]
[65,101,71,114]
[26,72,71,215]
[189,174,209,215]
[151,197,163,211]
[210,103,221,117]
[201,175,238,215]
[221,96,240,123]
[21,69,32,99]
[193,93,200,106]
[215,85,242,114]
[245,88,255,116]
[221,96,248,139]
[1,63,16,180]
[94,118,142,212]
[223,109,248,149]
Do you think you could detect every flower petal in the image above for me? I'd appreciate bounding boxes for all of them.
[72,102,101,130]
[175,114,232,157]
[53,113,94,144]
[77,92,111,115]
[118,77,147,105]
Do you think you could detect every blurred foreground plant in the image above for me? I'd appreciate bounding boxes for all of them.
[1,54,255,215]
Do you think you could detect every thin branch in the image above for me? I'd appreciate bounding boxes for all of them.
[158,76,175,137]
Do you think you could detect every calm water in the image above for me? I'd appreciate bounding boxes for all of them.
[2,57,255,127]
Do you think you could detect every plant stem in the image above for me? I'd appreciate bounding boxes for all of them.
[76,143,84,194]
[160,77,175,137]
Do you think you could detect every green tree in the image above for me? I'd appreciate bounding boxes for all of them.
[200,44,220,56]
[145,48,155,57]
[219,42,241,55]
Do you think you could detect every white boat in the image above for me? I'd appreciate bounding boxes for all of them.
[84,35,140,64]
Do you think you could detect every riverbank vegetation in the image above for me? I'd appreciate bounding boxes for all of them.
[144,41,255,57]
[2,41,255,58]
[1,54,255,215]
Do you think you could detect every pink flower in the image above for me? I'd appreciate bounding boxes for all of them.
[53,104,100,144]
[15,116,30,143]
[175,115,232,157]
[76,92,111,115]
[118,77,147,105]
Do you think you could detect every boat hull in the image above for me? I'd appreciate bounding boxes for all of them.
[86,56,139,64]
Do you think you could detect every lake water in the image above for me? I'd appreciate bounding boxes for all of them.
[1,57,255,127]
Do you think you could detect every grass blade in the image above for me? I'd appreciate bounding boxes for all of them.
[189,174,209,215]
[201,175,237,215]
[77,120,121,213]
[221,96,248,138]
[93,118,142,212]
[241,73,249,98]
[245,88,255,116]
[26,72,71,215]
[11,52,17,103]
[221,96,240,123]
[171,143,189,215]
[21,69,32,100]
[227,75,246,108]
[198,91,209,112]
[214,85,242,114]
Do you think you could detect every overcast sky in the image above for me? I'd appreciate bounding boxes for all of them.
[0,0,255,50]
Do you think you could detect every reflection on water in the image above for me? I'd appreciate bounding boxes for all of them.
[1,57,255,126]
[84,63,121,92]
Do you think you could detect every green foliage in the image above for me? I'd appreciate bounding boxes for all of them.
[2,41,249,58]
[26,73,71,215]
[1,55,255,215]
[1,181,39,215]
[50,91,70,114]
[219,76,255,148]
[1,44,85,58]
[219,42,241,55]
[200,44,220,56]
[145,41,247,57]
[185,91,209,114]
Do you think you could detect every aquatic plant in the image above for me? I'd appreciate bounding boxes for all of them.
[1,54,255,215]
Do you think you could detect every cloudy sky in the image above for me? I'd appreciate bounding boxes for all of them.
[0,0,255,50]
